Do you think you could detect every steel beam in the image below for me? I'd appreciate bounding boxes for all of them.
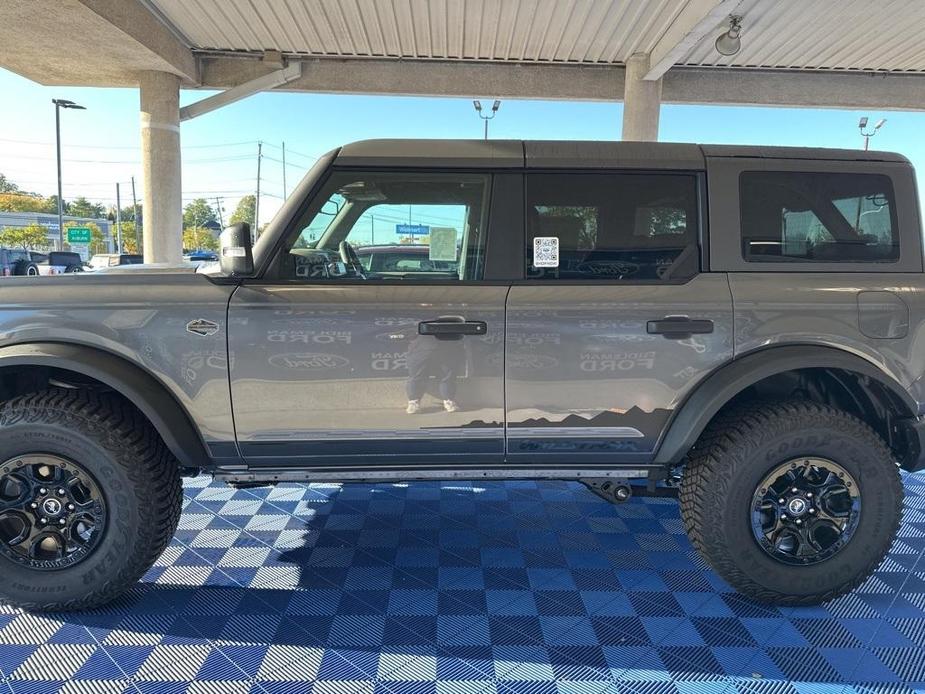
[180,63,302,121]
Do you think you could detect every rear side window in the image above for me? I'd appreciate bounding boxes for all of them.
[740,171,898,263]
[525,173,699,281]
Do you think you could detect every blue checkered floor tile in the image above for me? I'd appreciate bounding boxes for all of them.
[0,474,924,694]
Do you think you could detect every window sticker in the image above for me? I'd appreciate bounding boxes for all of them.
[429,227,458,261]
[533,236,559,267]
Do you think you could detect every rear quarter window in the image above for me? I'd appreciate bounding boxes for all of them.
[740,171,899,264]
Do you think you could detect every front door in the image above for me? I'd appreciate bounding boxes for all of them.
[228,169,506,468]
[505,170,734,465]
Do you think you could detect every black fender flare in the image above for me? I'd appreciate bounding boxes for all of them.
[0,342,210,468]
[653,344,918,465]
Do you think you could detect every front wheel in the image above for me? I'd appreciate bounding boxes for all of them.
[0,389,182,611]
[680,401,902,605]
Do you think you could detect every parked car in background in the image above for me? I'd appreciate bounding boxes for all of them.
[31,251,84,275]
[183,250,218,263]
[355,244,459,276]
[88,253,143,270]
[0,247,39,276]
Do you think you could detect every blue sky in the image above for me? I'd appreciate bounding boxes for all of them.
[1,66,922,224]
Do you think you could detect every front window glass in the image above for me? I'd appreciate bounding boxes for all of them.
[281,172,490,281]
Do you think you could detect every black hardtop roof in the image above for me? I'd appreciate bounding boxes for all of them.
[334,139,909,170]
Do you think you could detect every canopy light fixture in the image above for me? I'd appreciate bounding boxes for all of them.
[715,15,743,57]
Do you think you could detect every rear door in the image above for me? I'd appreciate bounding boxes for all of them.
[505,150,734,467]
[228,168,512,469]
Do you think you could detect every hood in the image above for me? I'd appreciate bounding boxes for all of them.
[89,262,203,275]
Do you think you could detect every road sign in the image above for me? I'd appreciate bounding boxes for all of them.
[67,227,92,244]
[396,224,429,238]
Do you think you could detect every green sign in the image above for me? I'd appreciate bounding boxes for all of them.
[67,227,92,244]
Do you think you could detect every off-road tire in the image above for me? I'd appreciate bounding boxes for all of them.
[680,400,903,605]
[0,388,182,611]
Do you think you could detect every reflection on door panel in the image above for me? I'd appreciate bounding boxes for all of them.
[505,279,734,457]
[229,285,507,463]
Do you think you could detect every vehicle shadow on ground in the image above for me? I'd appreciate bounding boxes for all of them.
[39,477,925,687]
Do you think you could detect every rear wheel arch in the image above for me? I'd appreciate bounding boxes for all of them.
[0,342,210,469]
[655,344,917,467]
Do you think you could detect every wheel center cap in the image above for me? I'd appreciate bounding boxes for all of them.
[787,497,808,516]
[41,498,63,517]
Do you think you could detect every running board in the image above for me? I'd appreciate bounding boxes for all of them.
[216,467,652,486]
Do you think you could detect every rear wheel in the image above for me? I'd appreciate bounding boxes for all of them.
[680,401,902,605]
[0,389,182,611]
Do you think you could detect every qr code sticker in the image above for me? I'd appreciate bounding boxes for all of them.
[533,236,559,268]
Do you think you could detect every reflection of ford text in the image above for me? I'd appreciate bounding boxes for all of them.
[579,319,645,330]
[507,332,561,346]
[182,351,226,385]
[268,330,352,345]
[372,352,408,371]
[580,351,655,371]
[504,353,559,370]
[271,308,356,317]
[374,331,410,343]
[268,353,350,370]
[374,317,419,327]
[575,261,638,277]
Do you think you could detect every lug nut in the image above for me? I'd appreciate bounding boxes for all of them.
[781,514,788,521]
[791,487,798,493]
[56,488,65,496]
[67,504,75,511]
[778,498,785,504]
[39,517,47,524]
[38,487,47,495]
[29,502,37,509]
[806,492,813,498]
[58,519,65,525]
[795,519,802,525]
[809,508,816,514]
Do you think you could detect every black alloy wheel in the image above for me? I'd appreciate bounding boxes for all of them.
[0,455,106,570]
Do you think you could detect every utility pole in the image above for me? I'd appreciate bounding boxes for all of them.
[115,182,123,254]
[254,141,262,242]
[215,197,224,228]
[371,215,375,245]
[52,98,86,249]
[282,141,287,199]
[131,175,140,253]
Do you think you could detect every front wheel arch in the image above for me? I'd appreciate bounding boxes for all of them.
[654,345,918,468]
[0,342,210,469]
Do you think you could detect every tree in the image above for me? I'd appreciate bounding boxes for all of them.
[0,193,48,213]
[113,221,139,254]
[0,223,50,250]
[183,227,218,252]
[68,197,105,219]
[0,174,20,193]
[229,195,256,227]
[183,198,217,229]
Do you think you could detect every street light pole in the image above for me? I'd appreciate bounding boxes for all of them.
[52,98,86,250]
[473,99,501,140]
[858,116,886,151]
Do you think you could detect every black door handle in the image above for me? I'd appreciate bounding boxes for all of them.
[647,317,714,339]
[419,320,487,337]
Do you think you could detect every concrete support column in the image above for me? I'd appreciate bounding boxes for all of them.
[139,71,182,264]
[621,54,662,142]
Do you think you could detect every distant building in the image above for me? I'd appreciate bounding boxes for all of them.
[0,211,114,251]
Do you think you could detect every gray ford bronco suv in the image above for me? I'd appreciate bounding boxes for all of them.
[0,139,922,611]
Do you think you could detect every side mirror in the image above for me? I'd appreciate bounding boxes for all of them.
[219,223,254,276]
